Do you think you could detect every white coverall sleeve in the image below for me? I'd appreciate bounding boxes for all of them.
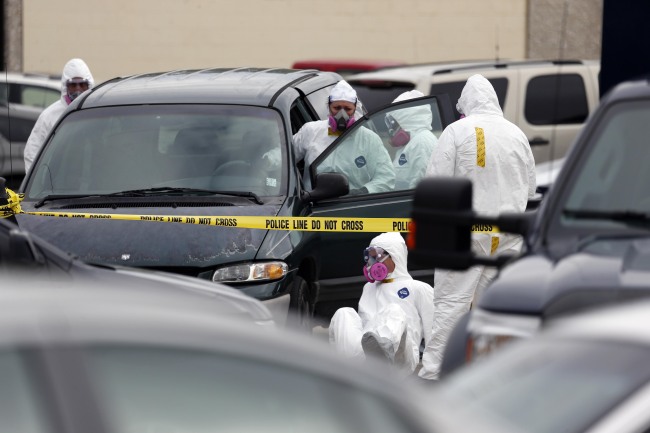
[362,131,395,194]
[23,105,58,173]
[425,126,456,177]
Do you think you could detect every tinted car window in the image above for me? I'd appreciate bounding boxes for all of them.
[85,346,421,433]
[27,105,286,198]
[430,77,508,120]
[314,97,443,193]
[559,101,650,231]
[349,81,416,112]
[525,74,589,125]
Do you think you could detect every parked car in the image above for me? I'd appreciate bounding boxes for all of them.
[348,59,600,164]
[15,67,456,324]
[0,71,61,109]
[433,299,650,433]
[0,271,501,433]
[408,76,650,376]
[0,72,60,188]
[292,59,406,78]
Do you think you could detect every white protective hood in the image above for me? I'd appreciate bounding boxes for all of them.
[368,232,410,280]
[60,58,95,100]
[390,90,433,136]
[456,74,503,117]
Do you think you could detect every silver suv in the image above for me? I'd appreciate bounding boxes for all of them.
[348,59,600,165]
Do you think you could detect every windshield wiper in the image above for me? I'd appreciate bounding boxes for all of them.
[107,187,265,204]
[34,194,104,208]
[563,208,650,228]
[33,188,264,208]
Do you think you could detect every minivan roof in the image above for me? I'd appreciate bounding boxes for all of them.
[79,67,340,107]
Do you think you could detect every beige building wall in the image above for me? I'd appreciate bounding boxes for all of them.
[22,0,527,83]
[528,0,602,60]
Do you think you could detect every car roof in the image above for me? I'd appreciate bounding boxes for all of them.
[1,71,61,88]
[79,67,341,107]
[348,59,599,83]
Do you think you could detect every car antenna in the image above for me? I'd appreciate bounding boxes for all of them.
[494,25,500,62]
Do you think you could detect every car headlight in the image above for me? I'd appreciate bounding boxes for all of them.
[465,309,542,363]
[212,262,288,283]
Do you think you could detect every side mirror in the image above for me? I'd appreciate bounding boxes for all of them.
[408,177,529,270]
[301,172,349,202]
[408,177,475,270]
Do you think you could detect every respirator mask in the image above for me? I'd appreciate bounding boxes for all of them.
[363,246,391,283]
[385,114,410,147]
[328,108,355,132]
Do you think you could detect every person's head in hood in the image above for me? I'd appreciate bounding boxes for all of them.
[455,74,503,118]
[385,90,433,147]
[61,58,95,105]
[328,80,357,133]
[363,232,410,283]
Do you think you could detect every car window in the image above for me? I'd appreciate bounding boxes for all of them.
[26,105,287,198]
[437,338,650,433]
[525,74,589,125]
[84,346,422,433]
[430,78,508,120]
[557,101,650,232]
[349,81,416,112]
[0,350,53,433]
[312,96,444,194]
[16,84,60,108]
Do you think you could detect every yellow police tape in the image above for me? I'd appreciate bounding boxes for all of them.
[2,188,499,234]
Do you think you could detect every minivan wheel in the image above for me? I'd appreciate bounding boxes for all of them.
[288,276,312,331]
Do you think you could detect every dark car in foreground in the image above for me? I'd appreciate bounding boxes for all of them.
[16,67,455,324]
[409,76,650,375]
[433,299,650,433]
[0,272,501,433]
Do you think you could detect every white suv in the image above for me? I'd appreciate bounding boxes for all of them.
[348,59,600,165]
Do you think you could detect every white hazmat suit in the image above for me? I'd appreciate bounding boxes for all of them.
[388,90,438,190]
[24,58,95,173]
[329,232,434,374]
[419,74,536,380]
[293,80,395,193]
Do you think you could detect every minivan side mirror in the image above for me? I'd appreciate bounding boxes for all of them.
[408,177,529,270]
[301,172,349,202]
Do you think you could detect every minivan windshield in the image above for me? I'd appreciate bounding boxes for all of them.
[25,105,286,199]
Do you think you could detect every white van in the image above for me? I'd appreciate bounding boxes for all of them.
[348,59,600,164]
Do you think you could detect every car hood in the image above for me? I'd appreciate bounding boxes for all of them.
[479,236,650,317]
[15,201,282,270]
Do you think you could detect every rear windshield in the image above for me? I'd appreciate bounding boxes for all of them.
[26,105,287,198]
[349,81,416,112]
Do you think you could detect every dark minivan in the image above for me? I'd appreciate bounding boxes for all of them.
[16,67,455,325]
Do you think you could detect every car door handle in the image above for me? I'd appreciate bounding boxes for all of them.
[529,137,550,146]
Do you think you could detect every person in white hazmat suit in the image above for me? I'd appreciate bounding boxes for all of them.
[293,80,395,194]
[386,90,438,190]
[24,58,95,173]
[418,74,536,380]
[329,232,434,374]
